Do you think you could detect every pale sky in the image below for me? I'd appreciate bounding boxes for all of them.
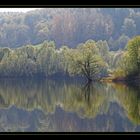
[0,8,42,13]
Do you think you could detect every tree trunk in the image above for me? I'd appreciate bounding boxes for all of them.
[87,77,92,83]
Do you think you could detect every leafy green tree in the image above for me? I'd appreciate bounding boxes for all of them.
[117,34,130,50]
[68,40,107,82]
[115,36,140,78]
[126,36,140,76]
[96,40,110,63]
[58,46,71,75]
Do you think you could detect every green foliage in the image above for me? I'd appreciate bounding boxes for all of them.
[127,36,140,73]
[2,8,140,80]
[0,40,109,79]
[108,34,130,51]
[114,36,140,78]
[67,40,107,81]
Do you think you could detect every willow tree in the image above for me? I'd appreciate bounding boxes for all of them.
[68,40,106,82]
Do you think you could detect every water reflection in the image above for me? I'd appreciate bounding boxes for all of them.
[0,78,139,132]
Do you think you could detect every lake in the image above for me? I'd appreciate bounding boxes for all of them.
[0,78,140,132]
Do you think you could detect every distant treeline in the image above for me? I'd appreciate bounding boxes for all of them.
[0,8,140,50]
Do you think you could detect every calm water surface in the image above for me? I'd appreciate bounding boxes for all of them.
[0,78,140,132]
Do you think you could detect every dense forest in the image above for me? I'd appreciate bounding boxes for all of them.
[0,8,138,49]
[0,8,140,81]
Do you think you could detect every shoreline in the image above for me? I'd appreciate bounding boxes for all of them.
[0,75,139,84]
[101,76,140,86]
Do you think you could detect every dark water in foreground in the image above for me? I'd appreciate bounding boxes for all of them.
[0,78,140,132]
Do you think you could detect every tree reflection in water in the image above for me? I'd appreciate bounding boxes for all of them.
[0,78,139,131]
[82,81,90,104]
